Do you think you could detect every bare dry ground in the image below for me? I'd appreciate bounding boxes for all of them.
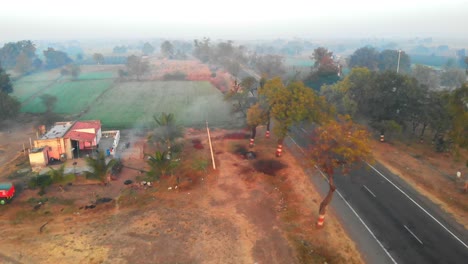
[0,121,363,263]
[0,118,466,264]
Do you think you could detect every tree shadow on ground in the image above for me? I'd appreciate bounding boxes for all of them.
[253,159,287,176]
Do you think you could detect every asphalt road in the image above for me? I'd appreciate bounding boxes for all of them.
[288,125,468,264]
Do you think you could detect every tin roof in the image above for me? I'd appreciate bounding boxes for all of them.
[65,131,96,142]
[71,120,101,131]
[41,121,74,139]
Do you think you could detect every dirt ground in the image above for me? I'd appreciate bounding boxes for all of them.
[0,118,467,263]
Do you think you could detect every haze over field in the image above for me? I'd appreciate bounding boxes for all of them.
[1,0,467,41]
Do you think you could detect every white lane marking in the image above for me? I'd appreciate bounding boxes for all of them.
[404,225,424,245]
[301,127,307,133]
[363,185,377,198]
[287,136,398,264]
[316,168,398,264]
[366,162,468,249]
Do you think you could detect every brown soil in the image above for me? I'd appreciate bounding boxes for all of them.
[0,119,466,263]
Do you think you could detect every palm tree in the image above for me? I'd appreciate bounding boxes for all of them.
[149,112,184,159]
[146,150,179,181]
[85,152,118,183]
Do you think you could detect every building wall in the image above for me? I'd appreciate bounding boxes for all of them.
[29,149,48,167]
[34,138,72,160]
[74,128,95,134]
[96,128,102,145]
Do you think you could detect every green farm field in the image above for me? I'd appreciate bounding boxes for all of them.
[81,81,238,129]
[20,79,114,114]
[12,70,62,102]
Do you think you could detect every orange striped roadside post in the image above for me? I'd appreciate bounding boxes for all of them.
[265,130,270,138]
[316,214,325,228]
[276,144,283,157]
[380,134,385,142]
[249,138,255,148]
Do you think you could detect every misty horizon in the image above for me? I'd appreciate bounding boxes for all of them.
[1,0,467,42]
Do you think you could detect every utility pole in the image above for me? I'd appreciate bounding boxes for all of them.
[396,49,402,73]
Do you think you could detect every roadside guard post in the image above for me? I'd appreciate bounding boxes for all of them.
[276,144,283,157]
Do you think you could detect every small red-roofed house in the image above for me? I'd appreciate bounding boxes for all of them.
[30,120,103,167]
[65,120,102,153]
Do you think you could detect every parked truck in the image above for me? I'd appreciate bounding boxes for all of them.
[0,182,15,205]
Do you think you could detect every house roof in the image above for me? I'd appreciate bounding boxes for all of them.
[41,121,74,139]
[66,131,96,142]
[64,120,101,142]
[71,120,101,131]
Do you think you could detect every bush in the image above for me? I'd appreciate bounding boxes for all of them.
[162,71,187,81]
[28,174,52,189]
[28,174,52,195]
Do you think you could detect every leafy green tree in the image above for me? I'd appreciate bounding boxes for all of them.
[259,77,331,156]
[447,84,468,150]
[43,48,72,69]
[85,152,118,183]
[348,46,379,70]
[70,64,81,79]
[364,71,422,128]
[344,67,374,116]
[308,115,373,228]
[254,54,286,78]
[0,66,13,93]
[40,94,57,113]
[160,41,174,58]
[225,76,258,118]
[14,51,34,75]
[0,91,21,122]
[60,64,81,79]
[311,47,333,68]
[149,112,184,160]
[93,53,105,64]
[423,91,451,139]
[305,47,341,90]
[440,68,466,89]
[142,42,155,56]
[39,94,61,126]
[193,38,212,62]
[320,79,357,116]
[126,55,149,81]
[411,64,440,90]
[0,40,36,69]
[378,50,410,73]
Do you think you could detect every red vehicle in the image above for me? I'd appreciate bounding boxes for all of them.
[0,182,15,205]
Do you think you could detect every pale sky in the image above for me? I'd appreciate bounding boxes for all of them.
[1,0,467,41]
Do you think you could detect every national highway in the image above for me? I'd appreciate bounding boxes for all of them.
[287,125,468,264]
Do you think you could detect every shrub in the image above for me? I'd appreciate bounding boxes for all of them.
[162,71,187,81]
[28,174,52,195]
